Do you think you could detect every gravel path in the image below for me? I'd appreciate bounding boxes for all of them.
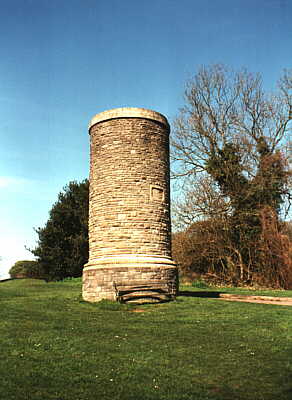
[219,293,292,306]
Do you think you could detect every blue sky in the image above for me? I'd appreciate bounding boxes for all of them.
[0,0,291,278]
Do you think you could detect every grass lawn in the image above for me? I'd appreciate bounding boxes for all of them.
[1,278,292,400]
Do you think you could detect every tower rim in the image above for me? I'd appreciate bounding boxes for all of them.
[88,107,169,131]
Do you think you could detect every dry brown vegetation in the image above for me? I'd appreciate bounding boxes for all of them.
[172,218,292,289]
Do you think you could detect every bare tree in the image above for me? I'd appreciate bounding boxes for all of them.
[172,65,291,177]
[171,65,292,287]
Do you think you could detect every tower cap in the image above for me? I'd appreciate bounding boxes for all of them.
[89,107,169,130]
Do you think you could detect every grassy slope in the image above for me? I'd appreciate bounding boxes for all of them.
[1,279,292,400]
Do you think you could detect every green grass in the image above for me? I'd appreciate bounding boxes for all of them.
[189,280,292,297]
[1,279,292,400]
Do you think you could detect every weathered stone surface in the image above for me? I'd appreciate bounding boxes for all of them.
[82,107,178,302]
[83,265,178,302]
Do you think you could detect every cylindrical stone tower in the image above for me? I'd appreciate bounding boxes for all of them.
[82,107,178,302]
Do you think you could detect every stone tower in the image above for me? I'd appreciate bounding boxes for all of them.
[82,107,178,302]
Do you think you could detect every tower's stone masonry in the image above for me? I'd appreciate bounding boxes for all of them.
[82,107,178,302]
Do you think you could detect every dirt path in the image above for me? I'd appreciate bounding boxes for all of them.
[218,293,292,306]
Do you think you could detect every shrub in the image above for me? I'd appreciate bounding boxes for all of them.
[9,260,43,279]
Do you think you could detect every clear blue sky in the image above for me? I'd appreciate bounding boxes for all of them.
[0,0,291,277]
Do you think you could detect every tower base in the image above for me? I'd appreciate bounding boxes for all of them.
[82,256,178,303]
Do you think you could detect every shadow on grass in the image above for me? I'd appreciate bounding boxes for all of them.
[178,290,225,298]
